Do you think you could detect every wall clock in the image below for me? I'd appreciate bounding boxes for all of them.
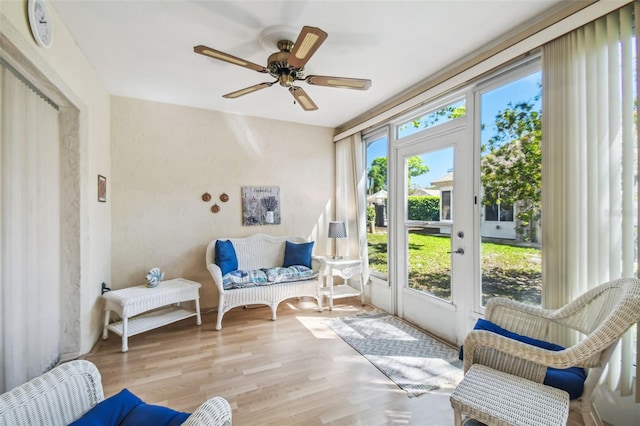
[28,0,53,48]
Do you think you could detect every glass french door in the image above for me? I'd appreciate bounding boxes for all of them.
[394,125,474,345]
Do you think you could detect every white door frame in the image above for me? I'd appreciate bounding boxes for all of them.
[391,104,475,345]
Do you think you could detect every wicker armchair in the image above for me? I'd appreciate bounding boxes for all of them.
[462,277,640,426]
[0,360,232,426]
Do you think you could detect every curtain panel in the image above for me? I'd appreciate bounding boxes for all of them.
[335,134,369,284]
[1,64,61,393]
[541,2,638,398]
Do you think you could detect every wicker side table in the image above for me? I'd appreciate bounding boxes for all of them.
[450,364,569,426]
[102,278,202,352]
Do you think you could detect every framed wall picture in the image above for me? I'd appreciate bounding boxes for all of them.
[98,175,107,202]
[242,186,280,226]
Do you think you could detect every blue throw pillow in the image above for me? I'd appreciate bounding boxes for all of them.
[460,318,586,399]
[283,240,314,268]
[69,388,142,426]
[70,388,191,426]
[122,402,190,426]
[215,239,238,275]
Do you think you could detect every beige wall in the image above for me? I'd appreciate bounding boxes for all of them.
[110,96,334,308]
[0,0,111,356]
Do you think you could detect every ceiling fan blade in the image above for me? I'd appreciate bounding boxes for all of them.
[289,87,318,111]
[287,26,328,69]
[223,82,275,99]
[194,45,268,73]
[305,75,372,90]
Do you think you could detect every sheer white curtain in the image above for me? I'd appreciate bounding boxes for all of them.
[542,3,637,397]
[335,133,369,282]
[1,63,61,393]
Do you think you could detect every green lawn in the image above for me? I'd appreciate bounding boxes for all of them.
[367,231,541,305]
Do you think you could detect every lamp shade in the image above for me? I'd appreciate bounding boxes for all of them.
[328,221,347,238]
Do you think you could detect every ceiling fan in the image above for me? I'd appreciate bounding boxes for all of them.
[194,26,372,111]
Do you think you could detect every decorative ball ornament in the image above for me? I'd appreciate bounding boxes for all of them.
[146,267,164,288]
[220,193,229,202]
[202,192,211,202]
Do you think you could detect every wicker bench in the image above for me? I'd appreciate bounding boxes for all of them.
[450,364,569,426]
[206,234,323,330]
[102,278,202,352]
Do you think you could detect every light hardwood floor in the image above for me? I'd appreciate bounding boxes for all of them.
[82,297,588,425]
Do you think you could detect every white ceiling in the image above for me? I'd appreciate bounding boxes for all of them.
[51,0,570,128]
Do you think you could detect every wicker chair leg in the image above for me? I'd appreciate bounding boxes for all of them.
[215,313,223,331]
[270,304,277,321]
[452,409,463,426]
[580,401,604,426]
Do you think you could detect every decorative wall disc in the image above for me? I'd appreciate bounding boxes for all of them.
[202,192,211,202]
[211,204,220,213]
[220,193,229,202]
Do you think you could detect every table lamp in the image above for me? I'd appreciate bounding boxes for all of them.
[328,221,347,259]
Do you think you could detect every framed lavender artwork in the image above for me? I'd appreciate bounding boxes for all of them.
[242,186,280,226]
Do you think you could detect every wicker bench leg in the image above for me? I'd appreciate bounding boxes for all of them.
[121,316,129,352]
[195,298,202,325]
[452,408,463,426]
[102,310,110,339]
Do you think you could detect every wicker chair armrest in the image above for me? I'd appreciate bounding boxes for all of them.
[182,396,232,426]
[463,330,582,381]
[485,298,556,339]
[207,263,225,294]
[311,255,326,272]
[0,360,104,426]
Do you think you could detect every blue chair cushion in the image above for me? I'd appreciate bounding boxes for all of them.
[283,240,314,268]
[215,239,238,275]
[460,318,586,399]
[69,388,190,426]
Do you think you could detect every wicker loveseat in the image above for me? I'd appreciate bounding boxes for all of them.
[0,360,232,426]
[206,234,324,330]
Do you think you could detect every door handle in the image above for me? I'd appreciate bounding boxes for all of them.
[448,248,464,255]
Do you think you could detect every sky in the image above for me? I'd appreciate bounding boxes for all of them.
[366,71,541,190]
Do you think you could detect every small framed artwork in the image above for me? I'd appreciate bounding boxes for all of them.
[98,175,107,203]
[242,186,280,226]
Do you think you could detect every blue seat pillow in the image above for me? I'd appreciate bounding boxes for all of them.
[283,240,314,268]
[460,318,586,399]
[70,388,190,426]
[215,239,238,275]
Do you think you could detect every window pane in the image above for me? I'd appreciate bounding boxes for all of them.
[366,133,388,278]
[407,147,454,301]
[441,190,451,220]
[480,71,542,306]
[500,204,514,222]
[485,204,498,221]
[397,99,465,139]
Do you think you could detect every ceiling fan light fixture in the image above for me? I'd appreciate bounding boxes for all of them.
[194,25,369,111]
[278,74,294,87]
